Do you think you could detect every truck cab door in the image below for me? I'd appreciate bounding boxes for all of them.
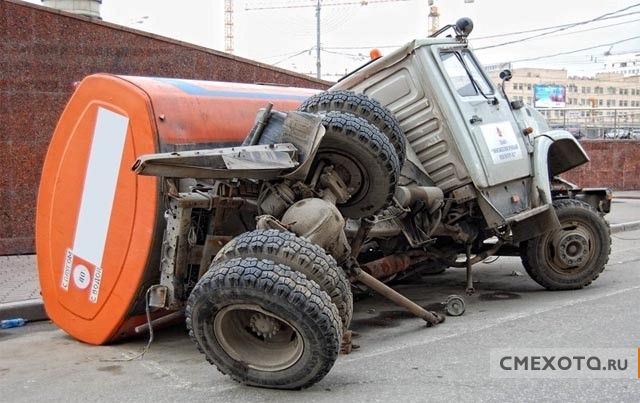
[431,45,534,225]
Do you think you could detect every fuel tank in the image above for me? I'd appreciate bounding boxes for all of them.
[36,73,318,344]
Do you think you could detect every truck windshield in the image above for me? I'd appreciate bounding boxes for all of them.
[440,50,493,97]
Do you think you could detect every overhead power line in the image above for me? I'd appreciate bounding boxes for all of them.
[508,35,640,63]
[324,17,640,51]
[472,10,640,40]
[273,48,314,65]
[245,0,409,11]
[475,2,640,50]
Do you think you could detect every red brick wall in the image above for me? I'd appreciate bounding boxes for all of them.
[562,140,640,190]
[0,0,330,255]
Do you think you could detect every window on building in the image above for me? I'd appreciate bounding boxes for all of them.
[527,84,531,90]
[619,100,624,106]
[527,96,532,104]
[513,83,517,90]
[518,83,523,90]
[599,99,603,106]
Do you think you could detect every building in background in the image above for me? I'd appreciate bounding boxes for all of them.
[488,67,640,136]
[0,0,329,255]
[601,54,640,77]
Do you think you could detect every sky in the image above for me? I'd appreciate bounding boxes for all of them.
[28,0,640,80]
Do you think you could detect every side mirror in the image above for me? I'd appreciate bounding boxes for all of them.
[499,69,512,82]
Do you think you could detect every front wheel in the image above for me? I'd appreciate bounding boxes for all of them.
[520,199,611,290]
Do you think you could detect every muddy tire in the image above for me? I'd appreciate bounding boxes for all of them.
[298,90,406,168]
[520,199,611,290]
[186,257,342,390]
[318,111,399,218]
[213,229,353,329]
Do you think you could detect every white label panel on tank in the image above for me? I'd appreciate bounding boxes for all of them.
[480,121,523,164]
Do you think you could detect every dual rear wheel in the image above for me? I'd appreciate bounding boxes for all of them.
[186,230,350,390]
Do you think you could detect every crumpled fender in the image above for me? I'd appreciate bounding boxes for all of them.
[532,130,589,204]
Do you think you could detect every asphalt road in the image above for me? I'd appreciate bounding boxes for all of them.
[1,200,639,402]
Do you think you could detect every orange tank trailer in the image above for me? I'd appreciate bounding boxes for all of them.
[36,74,318,345]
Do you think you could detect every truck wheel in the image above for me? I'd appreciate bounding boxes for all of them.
[318,111,400,218]
[186,257,342,390]
[213,229,353,329]
[520,199,611,290]
[298,90,406,168]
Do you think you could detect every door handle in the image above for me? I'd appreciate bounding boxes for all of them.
[469,115,483,124]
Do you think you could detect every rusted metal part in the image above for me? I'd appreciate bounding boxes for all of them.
[465,244,475,295]
[134,311,184,334]
[363,254,412,279]
[350,217,374,258]
[351,263,444,326]
[340,330,353,354]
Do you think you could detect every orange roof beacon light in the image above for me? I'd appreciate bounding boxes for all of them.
[369,48,382,60]
[36,74,318,345]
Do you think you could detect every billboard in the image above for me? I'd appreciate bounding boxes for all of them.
[533,84,566,108]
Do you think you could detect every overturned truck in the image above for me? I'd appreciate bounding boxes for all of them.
[37,19,611,389]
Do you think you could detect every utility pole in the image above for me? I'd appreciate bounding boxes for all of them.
[315,0,321,79]
[245,0,409,80]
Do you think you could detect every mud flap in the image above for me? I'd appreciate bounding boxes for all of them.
[510,204,561,243]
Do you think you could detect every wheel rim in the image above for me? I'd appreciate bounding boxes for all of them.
[544,218,597,275]
[212,304,304,372]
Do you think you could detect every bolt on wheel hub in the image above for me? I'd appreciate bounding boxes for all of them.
[249,312,281,339]
[555,232,590,267]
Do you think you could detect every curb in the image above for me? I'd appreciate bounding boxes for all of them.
[0,298,47,322]
[610,220,640,234]
[613,194,640,200]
